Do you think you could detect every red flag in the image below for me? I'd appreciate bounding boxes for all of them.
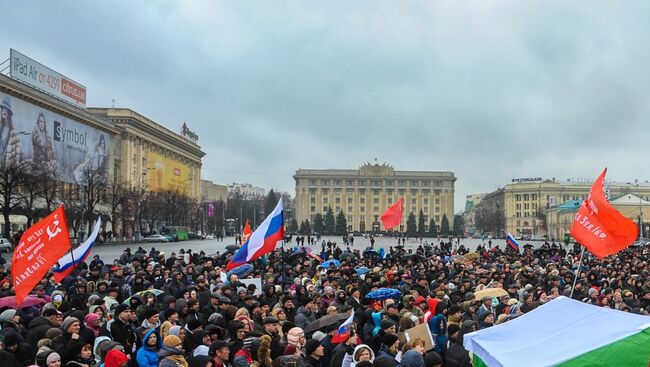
[570,168,638,258]
[242,219,252,243]
[381,198,404,230]
[12,206,72,305]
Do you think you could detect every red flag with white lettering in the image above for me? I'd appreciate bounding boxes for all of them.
[12,206,72,305]
[570,168,638,258]
[381,198,404,231]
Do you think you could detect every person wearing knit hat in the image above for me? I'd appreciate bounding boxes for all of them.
[159,334,187,367]
[373,333,400,367]
[0,308,17,322]
[45,352,61,367]
[104,350,129,367]
[285,327,305,348]
[62,317,81,334]
[303,338,324,361]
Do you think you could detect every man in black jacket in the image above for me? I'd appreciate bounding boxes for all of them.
[27,308,62,352]
[100,304,136,355]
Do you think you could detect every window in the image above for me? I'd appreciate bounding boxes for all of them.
[321,188,329,195]
[411,207,416,213]
[348,206,353,212]
[371,180,381,187]
[435,207,440,213]
[348,215,353,222]
[387,198,393,204]
[347,188,354,195]
[334,180,342,186]
[523,194,529,201]
[347,198,353,204]
[532,194,537,200]
[387,189,394,195]
[524,203,529,209]
[373,198,379,204]
[323,206,328,212]
[516,212,521,217]
[386,180,394,187]
[309,179,316,186]
[525,211,530,217]
[435,198,440,204]
[435,215,440,222]
[321,179,329,186]
[423,180,430,187]
[516,220,520,226]
[360,198,365,203]
[423,198,429,204]
[360,216,365,223]
[335,197,341,203]
[323,197,328,203]
[358,179,366,186]
[515,194,521,201]
[411,189,417,195]
[374,206,379,212]
[424,207,429,213]
[360,206,365,212]
[310,197,316,203]
[359,189,366,195]
[422,189,429,195]
[310,206,316,212]
[411,198,417,204]
[336,206,340,212]
[334,188,341,194]
[532,203,537,209]
[516,203,521,209]
[346,179,354,186]
[399,180,407,187]
[434,181,442,187]
[399,189,406,195]
[411,180,418,187]
[309,188,316,195]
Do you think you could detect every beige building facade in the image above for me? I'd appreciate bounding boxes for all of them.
[201,180,228,202]
[88,108,204,200]
[294,162,455,232]
[475,178,650,238]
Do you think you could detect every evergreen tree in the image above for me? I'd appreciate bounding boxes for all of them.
[313,213,324,234]
[417,209,426,237]
[335,210,348,235]
[264,189,278,217]
[324,207,336,235]
[299,219,311,234]
[428,218,438,237]
[406,212,417,237]
[288,218,298,233]
[440,214,450,236]
[452,214,465,236]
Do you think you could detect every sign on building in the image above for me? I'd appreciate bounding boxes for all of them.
[0,92,109,183]
[9,49,87,108]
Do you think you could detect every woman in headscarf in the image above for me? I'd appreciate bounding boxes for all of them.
[158,335,188,367]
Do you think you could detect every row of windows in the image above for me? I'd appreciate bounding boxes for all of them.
[515,203,538,210]
[307,179,445,187]
[309,214,442,223]
[308,188,445,195]
[309,205,441,214]
[515,194,538,201]
[311,196,441,205]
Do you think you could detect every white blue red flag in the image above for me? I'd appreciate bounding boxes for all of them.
[226,198,285,270]
[54,218,101,282]
[331,311,355,343]
[506,233,520,252]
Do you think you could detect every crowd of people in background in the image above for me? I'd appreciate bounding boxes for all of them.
[0,237,648,367]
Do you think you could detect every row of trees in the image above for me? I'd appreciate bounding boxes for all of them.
[297,207,348,235]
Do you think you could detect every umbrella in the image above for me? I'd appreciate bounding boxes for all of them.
[304,313,351,334]
[340,252,355,261]
[0,295,45,309]
[365,288,402,301]
[474,287,508,301]
[227,264,254,278]
[226,245,241,253]
[307,253,323,262]
[288,252,307,263]
[355,267,370,275]
[523,244,534,249]
[123,289,165,304]
[321,259,340,268]
[363,249,379,258]
[401,253,427,263]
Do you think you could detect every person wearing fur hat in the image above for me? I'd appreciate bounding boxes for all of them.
[373,333,400,367]
[158,335,188,367]
[136,329,161,367]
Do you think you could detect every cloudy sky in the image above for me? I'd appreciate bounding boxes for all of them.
[2,1,650,212]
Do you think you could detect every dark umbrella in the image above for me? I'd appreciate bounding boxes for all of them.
[288,252,307,263]
[304,313,351,334]
[363,250,379,259]
[523,244,534,249]
[365,288,402,300]
[226,245,241,253]
[227,264,254,278]
[401,253,427,263]
[340,252,355,261]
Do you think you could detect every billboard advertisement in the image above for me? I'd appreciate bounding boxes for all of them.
[0,92,110,184]
[9,49,87,108]
[146,151,189,192]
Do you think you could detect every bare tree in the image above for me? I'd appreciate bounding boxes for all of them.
[16,164,44,226]
[0,161,29,240]
[40,169,60,213]
[78,167,108,235]
[106,176,127,239]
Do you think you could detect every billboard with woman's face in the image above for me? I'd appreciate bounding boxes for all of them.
[0,92,110,184]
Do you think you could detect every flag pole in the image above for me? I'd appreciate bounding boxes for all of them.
[569,246,585,299]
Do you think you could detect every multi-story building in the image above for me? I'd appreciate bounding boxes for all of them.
[201,180,228,203]
[475,177,650,237]
[227,182,266,199]
[294,162,456,233]
[463,193,487,235]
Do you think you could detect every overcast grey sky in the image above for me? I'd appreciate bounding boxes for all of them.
[2,1,650,212]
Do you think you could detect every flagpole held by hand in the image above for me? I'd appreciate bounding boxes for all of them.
[569,246,586,299]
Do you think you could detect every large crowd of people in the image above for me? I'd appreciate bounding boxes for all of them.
[0,238,648,367]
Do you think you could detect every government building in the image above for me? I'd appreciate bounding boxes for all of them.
[294,162,456,233]
[473,177,650,239]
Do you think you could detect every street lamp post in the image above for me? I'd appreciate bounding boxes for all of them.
[626,182,643,240]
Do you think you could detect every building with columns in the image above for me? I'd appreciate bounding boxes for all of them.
[294,162,456,233]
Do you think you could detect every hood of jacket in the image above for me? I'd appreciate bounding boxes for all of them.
[296,306,312,316]
[143,329,162,349]
[158,345,184,359]
[352,344,375,363]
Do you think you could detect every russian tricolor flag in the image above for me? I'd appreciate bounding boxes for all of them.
[331,311,355,344]
[54,219,101,282]
[226,198,285,270]
[506,233,520,252]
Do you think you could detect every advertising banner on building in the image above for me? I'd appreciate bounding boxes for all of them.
[9,49,87,108]
[146,151,190,192]
[0,92,110,184]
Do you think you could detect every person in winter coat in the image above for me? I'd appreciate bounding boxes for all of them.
[445,321,474,367]
[294,300,317,330]
[373,333,401,367]
[424,298,448,358]
[28,309,62,353]
[342,344,375,367]
[136,329,161,367]
[64,342,96,367]
[400,338,425,367]
[232,336,262,367]
[158,335,188,367]
[329,329,357,367]
[54,317,86,364]
[368,319,395,355]
[103,350,128,367]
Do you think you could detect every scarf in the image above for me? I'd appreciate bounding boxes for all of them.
[165,354,188,367]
